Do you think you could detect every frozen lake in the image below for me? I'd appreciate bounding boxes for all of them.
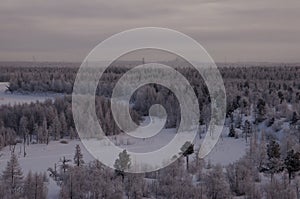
[0,82,60,106]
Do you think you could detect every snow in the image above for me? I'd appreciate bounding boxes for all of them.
[203,129,248,166]
[0,141,95,199]
[0,124,249,198]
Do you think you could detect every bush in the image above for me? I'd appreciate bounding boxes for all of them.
[60,140,68,144]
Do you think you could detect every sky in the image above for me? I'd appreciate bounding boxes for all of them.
[1,0,300,63]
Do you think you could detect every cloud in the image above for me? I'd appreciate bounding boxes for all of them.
[0,0,299,62]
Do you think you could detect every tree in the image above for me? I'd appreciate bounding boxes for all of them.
[59,166,85,199]
[243,120,252,143]
[157,159,199,199]
[87,160,123,199]
[74,144,84,167]
[23,171,48,199]
[2,153,23,197]
[205,165,231,199]
[59,160,123,199]
[260,140,284,181]
[228,124,236,138]
[19,116,28,157]
[124,174,144,199]
[291,111,298,124]
[60,156,71,174]
[41,117,49,144]
[114,150,131,182]
[267,140,281,159]
[256,98,266,122]
[284,149,300,183]
[59,113,67,138]
[51,115,61,140]
[180,141,194,171]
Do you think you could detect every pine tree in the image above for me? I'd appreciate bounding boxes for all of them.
[2,152,23,197]
[267,140,281,159]
[261,140,284,181]
[74,144,84,167]
[180,141,194,171]
[114,150,131,182]
[284,149,300,183]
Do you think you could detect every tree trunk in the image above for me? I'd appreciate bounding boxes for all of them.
[23,141,26,157]
[271,173,274,182]
[35,175,38,199]
[186,156,189,171]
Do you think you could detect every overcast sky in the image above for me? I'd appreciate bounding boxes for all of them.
[1,0,300,62]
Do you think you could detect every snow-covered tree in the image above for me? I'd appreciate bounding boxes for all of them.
[59,166,85,199]
[264,178,295,199]
[87,160,123,199]
[256,98,266,122]
[59,112,67,137]
[19,116,28,157]
[157,158,199,199]
[125,174,144,199]
[23,171,48,199]
[2,153,23,197]
[261,140,284,181]
[243,120,252,143]
[51,115,61,140]
[205,164,231,199]
[227,154,260,197]
[42,117,49,145]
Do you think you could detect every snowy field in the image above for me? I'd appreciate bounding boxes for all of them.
[0,82,59,106]
[0,125,247,198]
[0,141,94,199]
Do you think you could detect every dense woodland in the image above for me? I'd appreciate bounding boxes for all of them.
[0,62,300,198]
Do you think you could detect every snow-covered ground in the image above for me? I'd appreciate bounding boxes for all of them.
[0,82,59,106]
[0,140,95,199]
[0,125,248,198]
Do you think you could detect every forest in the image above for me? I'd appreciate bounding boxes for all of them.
[0,62,300,198]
